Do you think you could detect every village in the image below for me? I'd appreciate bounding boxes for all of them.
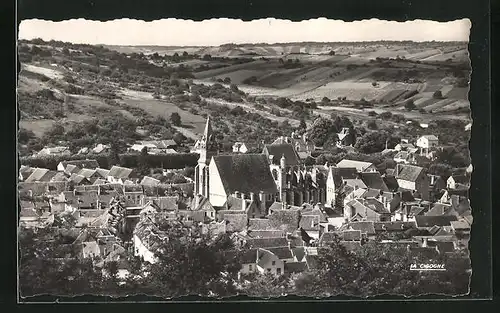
[18,115,472,284]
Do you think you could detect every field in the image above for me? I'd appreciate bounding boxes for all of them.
[19,40,471,145]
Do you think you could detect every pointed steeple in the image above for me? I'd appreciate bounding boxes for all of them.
[203,115,213,141]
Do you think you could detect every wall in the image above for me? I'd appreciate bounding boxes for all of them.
[133,234,157,264]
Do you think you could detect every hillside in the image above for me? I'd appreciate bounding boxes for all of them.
[18,39,471,158]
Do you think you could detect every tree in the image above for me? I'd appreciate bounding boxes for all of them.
[433,90,444,99]
[224,77,232,84]
[404,99,416,111]
[170,112,182,126]
[329,50,336,56]
[299,118,307,130]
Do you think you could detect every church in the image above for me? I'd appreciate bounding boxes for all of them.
[194,117,327,211]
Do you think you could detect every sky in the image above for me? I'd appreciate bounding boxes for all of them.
[18,18,471,46]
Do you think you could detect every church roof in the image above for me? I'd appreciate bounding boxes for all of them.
[263,144,300,166]
[211,154,278,195]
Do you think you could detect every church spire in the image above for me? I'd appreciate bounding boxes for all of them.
[203,115,213,140]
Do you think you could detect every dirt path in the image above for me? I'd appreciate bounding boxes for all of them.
[172,126,199,140]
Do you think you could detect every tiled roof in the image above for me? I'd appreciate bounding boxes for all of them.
[140,176,161,186]
[426,203,454,216]
[240,248,259,264]
[450,220,470,231]
[291,247,306,262]
[420,135,438,141]
[359,173,389,191]
[346,221,376,235]
[361,198,389,214]
[415,215,458,228]
[266,246,293,260]
[108,166,134,179]
[69,174,88,184]
[66,164,82,174]
[317,232,335,245]
[284,262,308,273]
[245,237,289,249]
[299,215,320,231]
[374,221,416,232]
[248,218,274,230]
[78,168,97,178]
[223,213,248,232]
[344,179,367,190]
[25,168,55,183]
[257,248,276,268]
[339,229,362,241]
[248,230,286,238]
[212,154,278,195]
[268,208,300,233]
[61,159,99,170]
[263,144,300,166]
[340,241,362,251]
[336,160,374,172]
[51,172,68,182]
[395,164,425,182]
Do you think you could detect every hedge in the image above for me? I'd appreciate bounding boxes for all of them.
[20,152,199,170]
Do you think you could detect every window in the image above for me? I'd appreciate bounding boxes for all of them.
[276,268,281,275]
[249,264,253,271]
[272,261,276,266]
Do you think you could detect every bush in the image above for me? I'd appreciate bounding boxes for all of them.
[170,112,182,126]
[379,112,393,119]
[404,99,416,111]
[433,90,444,99]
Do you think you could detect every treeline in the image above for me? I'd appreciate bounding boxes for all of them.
[19,152,199,171]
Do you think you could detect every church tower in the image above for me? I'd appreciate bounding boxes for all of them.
[195,116,217,198]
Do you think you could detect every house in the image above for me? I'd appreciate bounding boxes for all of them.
[190,194,216,220]
[394,140,416,151]
[344,199,390,222]
[238,248,260,276]
[342,221,376,240]
[37,146,71,157]
[414,215,458,230]
[19,166,35,182]
[24,168,57,183]
[92,144,110,154]
[394,164,429,200]
[271,133,313,157]
[359,172,389,191]
[140,176,161,187]
[325,167,358,207]
[263,143,301,167]
[416,135,439,150]
[393,151,416,164]
[232,142,249,154]
[336,159,377,173]
[256,248,285,275]
[57,159,99,172]
[299,215,321,239]
[81,241,101,259]
[416,135,439,157]
[447,175,470,189]
[130,140,178,154]
[107,166,135,184]
[69,173,92,185]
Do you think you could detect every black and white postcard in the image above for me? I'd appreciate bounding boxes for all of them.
[17,16,479,301]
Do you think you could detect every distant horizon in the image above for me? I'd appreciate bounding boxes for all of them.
[18,18,471,46]
[19,38,470,49]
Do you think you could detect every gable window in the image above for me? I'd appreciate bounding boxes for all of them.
[272,261,276,266]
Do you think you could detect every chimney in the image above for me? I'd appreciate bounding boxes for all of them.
[250,192,256,202]
[422,238,428,247]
